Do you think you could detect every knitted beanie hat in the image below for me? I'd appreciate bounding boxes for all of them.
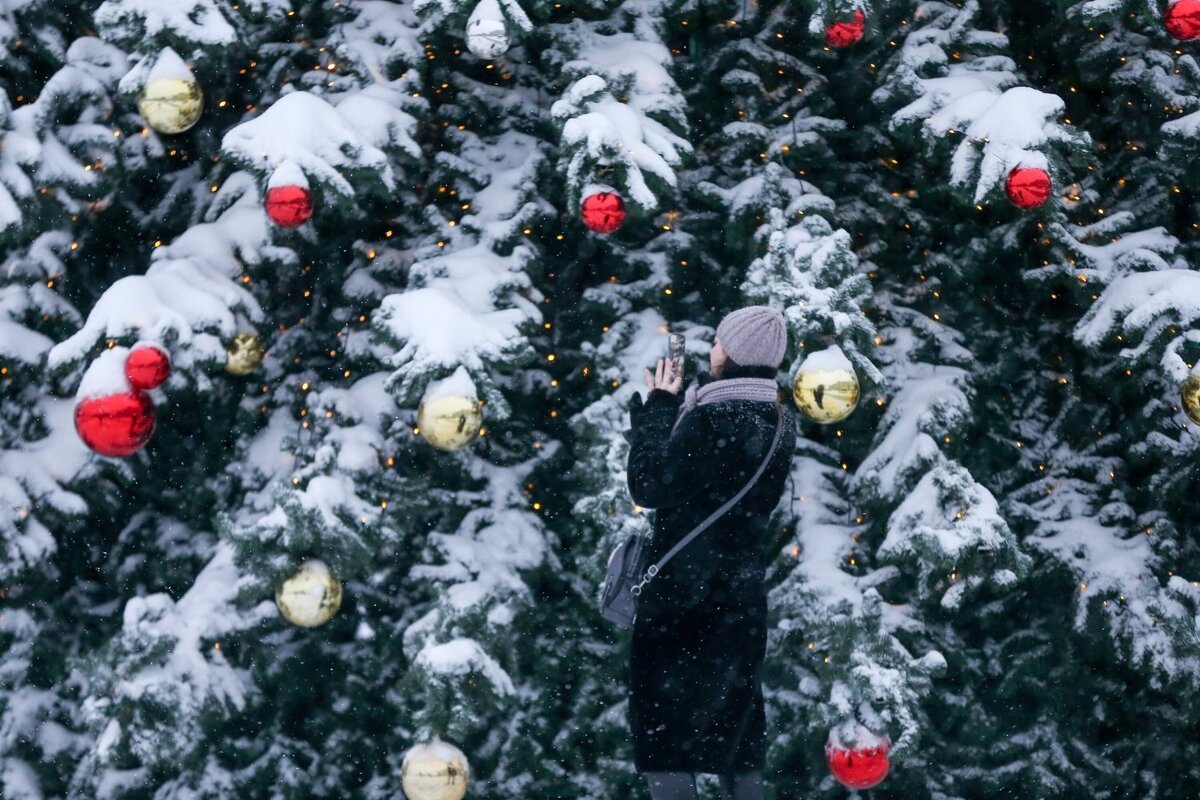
[715,306,788,368]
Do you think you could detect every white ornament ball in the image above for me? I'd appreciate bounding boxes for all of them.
[275,559,343,628]
[466,17,510,59]
[401,737,471,800]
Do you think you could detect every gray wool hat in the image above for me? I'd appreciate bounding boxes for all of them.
[715,306,788,368]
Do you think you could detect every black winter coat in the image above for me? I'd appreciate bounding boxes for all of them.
[625,365,795,773]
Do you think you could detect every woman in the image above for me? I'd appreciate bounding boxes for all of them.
[625,306,796,800]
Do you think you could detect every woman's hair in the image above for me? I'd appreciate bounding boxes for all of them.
[714,354,739,377]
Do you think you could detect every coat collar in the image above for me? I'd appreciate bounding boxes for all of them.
[697,363,778,386]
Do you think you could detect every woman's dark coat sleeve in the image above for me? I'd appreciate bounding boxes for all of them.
[626,389,712,510]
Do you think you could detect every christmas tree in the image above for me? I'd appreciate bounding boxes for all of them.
[2,0,1199,798]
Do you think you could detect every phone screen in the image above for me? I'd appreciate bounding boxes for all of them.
[668,333,685,379]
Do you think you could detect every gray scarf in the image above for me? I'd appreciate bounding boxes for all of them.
[672,377,780,433]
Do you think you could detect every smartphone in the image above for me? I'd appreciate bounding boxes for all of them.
[667,333,685,381]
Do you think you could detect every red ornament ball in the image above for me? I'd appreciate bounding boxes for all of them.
[826,737,891,790]
[75,391,157,457]
[1005,166,1052,209]
[124,345,171,390]
[825,9,866,48]
[265,185,313,228]
[581,192,626,234]
[1166,0,1200,40]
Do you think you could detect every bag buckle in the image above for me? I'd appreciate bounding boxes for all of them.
[630,564,659,596]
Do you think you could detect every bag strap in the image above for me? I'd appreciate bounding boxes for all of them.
[631,402,786,597]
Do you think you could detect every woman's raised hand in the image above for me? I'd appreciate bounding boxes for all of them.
[644,358,683,395]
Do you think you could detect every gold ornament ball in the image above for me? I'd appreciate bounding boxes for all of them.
[138,76,203,134]
[793,346,860,424]
[275,559,342,628]
[418,394,483,452]
[401,738,470,800]
[1182,375,1200,425]
[224,333,265,376]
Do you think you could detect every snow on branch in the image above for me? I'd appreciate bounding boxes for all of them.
[0,38,125,235]
[412,637,516,695]
[855,359,973,504]
[737,167,883,389]
[47,188,272,383]
[95,0,239,53]
[1042,218,1181,287]
[222,91,413,199]
[329,0,427,78]
[553,76,688,212]
[843,300,1026,611]
[1075,269,1200,379]
[770,451,947,761]
[720,164,837,219]
[373,131,544,415]
[0,397,88,583]
[1010,476,1200,690]
[73,544,274,794]
[398,454,554,741]
[1096,23,1200,160]
[408,483,549,617]
[228,471,383,580]
[550,22,692,211]
[879,461,1028,610]
[558,25,688,128]
[0,284,69,368]
[874,0,1088,203]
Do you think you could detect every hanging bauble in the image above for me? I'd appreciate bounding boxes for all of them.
[826,732,891,790]
[419,395,483,452]
[793,345,860,424]
[275,559,343,628]
[124,344,171,390]
[401,737,471,800]
[76,391,156,457]
[581,191,626,234]
[74,347,157,457]
[265,160,313,228]
[265,186,312,227]
[138,47,203,135]
[1181,374,1200,424]
[224,333,265,376]
[1165,0,1200,40]
[418,367,483,452]
[824,9,866,47]
[1005,166,1052,209]
[465,15,508,58]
